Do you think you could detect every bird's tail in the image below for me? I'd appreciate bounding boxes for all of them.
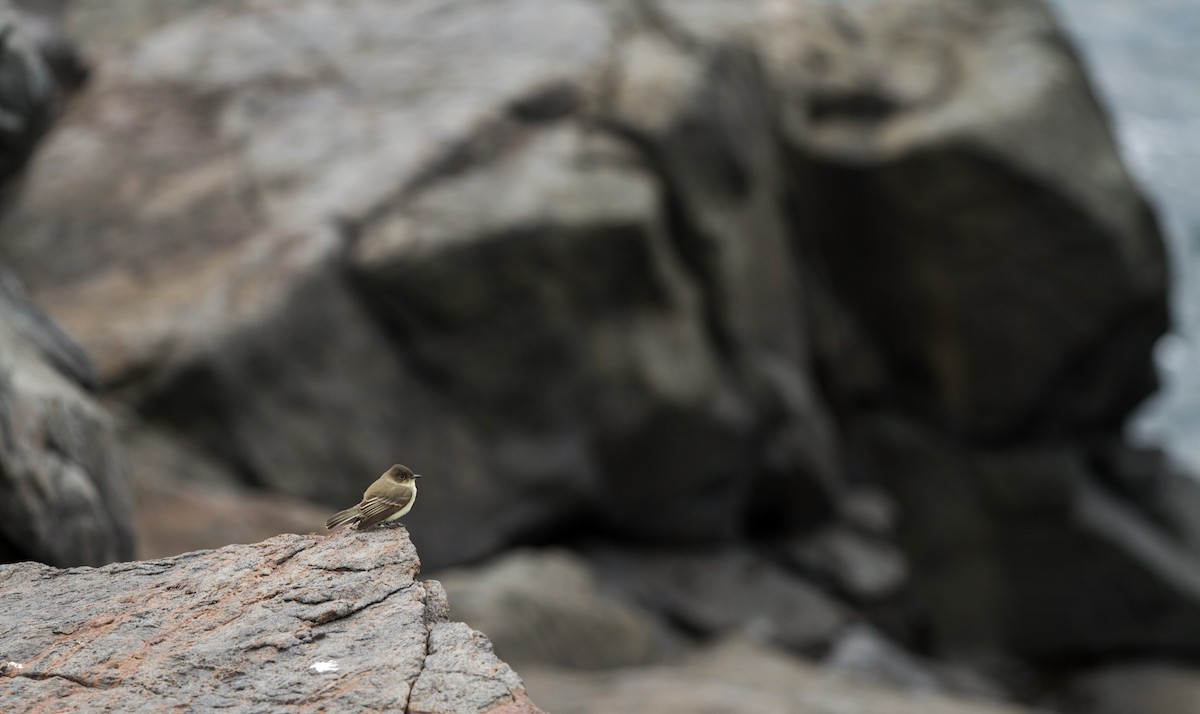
[325,507,361,530]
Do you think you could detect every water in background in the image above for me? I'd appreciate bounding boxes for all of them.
[1046,0,1200,473]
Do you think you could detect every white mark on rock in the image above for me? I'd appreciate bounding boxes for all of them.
[310,660,340,674]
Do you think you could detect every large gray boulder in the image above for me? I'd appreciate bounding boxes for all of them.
[436,548,670,669]
[591,545,852,653]
[660,0,1167,436]
[0,1,136,567]
[0,1,59,185]
[352,123,769,542]
[520,636,1038,714]
[0,267,134,566]
[0,529,544,713]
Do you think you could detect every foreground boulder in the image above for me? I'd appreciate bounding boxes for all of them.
[0,530,542,713]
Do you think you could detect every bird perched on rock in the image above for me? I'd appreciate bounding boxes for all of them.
[325,464,420,530]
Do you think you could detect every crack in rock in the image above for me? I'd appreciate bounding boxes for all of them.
[305,581,417,626]
[403,587,434,714]
[17,670,115,690]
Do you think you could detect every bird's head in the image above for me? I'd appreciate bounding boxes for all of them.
[385,464,420,482]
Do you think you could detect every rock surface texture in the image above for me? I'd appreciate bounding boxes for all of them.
[0,530,543,713]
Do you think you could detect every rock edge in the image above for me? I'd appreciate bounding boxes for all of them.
[0,530,543,714]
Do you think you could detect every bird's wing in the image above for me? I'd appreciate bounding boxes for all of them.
[356,491,413,530]
[325,506,361,530]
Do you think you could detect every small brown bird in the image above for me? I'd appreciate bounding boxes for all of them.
[326,464,420,530]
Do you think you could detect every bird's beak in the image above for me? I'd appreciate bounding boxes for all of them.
[413,474,422,479]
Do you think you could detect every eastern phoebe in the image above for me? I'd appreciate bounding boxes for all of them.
[325,464,420,530]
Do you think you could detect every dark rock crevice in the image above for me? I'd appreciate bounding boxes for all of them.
[15,669,114,690]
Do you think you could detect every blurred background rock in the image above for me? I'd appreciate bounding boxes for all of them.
[1,0,1198,712]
